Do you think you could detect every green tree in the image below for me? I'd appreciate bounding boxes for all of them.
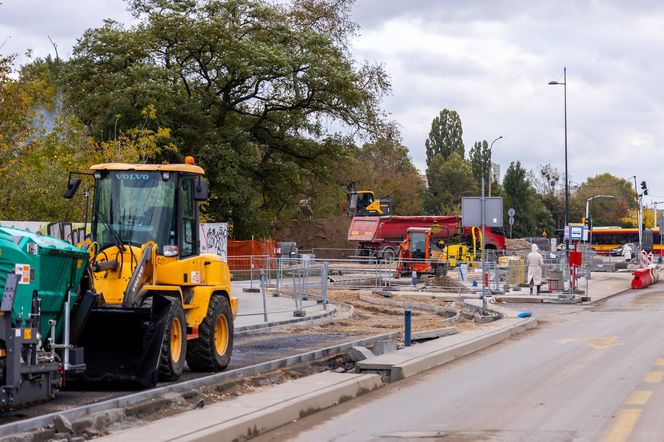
[425,153,477,214]
[503,161,553,237]
[571,173,637,226]
[350,137,424,215]
[60,0,391,238]
[529,163,563,229]
[298,136,425,218]
[468,140,490,190]
[0,52,185,222]
[424,109,464,167]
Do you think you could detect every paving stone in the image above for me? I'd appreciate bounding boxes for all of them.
[347,346,374,362]
[372,340,397,356]
[54,415,74,434]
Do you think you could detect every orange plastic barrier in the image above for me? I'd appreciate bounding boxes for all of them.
[631,268,653,289]
[226,239,277,271]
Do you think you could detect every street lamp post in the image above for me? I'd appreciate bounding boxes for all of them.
[653,201,664,229]
[549,67,569,251]
[488,136,503,197]
[585,195,615,247]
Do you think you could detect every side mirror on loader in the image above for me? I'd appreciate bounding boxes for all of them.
[194,178,209,201]
[64,178,82,199]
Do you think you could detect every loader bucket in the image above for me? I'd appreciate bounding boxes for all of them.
[71,296,173,387]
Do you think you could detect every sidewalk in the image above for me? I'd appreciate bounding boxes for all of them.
[231,280,331,331]
[491,270,636,304]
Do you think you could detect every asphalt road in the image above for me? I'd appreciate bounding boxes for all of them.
[256,286,664,442]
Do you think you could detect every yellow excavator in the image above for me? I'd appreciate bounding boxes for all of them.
[64,157,237,385]
[347,183,392,217]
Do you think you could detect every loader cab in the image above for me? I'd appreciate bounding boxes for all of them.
[347,190,392,217]
[348,190,375,217]
[407,228,430,262]
[90,163,208,257]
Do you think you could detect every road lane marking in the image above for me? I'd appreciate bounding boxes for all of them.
[655,358,664,366]
[643,371,664,383]
[625,390,652,405]
[604,409,641,442]
[557,336,622,349]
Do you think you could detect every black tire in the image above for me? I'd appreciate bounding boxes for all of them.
[381,248,396,263]
[186,295,234,372]
[159,298,187,381]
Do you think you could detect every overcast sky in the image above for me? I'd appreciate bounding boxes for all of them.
[2,0,664,204]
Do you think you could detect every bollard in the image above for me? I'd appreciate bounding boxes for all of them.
[411,270,417,287]
[250,255,254,290]
[404,308,412,347]
[321,261,329,310]
[260,269,268,322]
[273,256,282,297]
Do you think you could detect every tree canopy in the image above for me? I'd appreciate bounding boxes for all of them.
[60,0,392,237]
[571,173,636,227]
[424,109,464,167]
[468,139,490,190]
[503,161,553,237]
[425,153,477,215]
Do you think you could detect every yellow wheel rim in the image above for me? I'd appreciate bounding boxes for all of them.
[170,317,183,362]
[214,314,229,356]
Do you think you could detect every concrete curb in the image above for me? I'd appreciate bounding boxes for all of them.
[99,316,537,441]
[235,303,338,334]
[358,317,537,382]
[588,288,632,304]
[359,294,458,317]
[0,331,396,437]
[100,372,384,442]
[236,302,355,335]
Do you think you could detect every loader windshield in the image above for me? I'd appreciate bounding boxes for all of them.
[409,231,427,260]
[93,171,176,250]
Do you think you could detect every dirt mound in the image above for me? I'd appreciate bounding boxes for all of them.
[507,238,532,251]
[271,216,354,259]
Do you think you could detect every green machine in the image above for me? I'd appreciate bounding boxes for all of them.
[0,226,89,410]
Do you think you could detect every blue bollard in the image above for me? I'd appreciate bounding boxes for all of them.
[411,270,417,287]
[404,308,412,347]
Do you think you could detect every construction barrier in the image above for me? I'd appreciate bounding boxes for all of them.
[227,239,277,271]
[631,268,654,289]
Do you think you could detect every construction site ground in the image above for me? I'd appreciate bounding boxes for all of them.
[0,288,488,440]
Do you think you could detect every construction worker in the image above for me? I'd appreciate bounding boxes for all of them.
[622,243,632,263]
[527,244,544,294]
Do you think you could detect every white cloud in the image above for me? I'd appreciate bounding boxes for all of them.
[351,0,664,203]
[2,0,664,202]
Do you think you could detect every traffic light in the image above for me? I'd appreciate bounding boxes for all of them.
[641,181,648,195]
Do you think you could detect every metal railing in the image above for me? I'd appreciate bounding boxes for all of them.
[228,249,603,322]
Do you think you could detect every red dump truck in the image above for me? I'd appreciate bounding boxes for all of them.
[348,215,506,261]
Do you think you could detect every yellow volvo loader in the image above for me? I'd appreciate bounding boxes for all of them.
[347,183,392,217]
[64,158,237,386]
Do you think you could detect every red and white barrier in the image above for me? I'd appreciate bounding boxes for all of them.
[632,267,653,289]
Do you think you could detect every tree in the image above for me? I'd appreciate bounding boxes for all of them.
[530,163,561,195]
[468,140,490,190]
[297,136,425,218]
[425,153,476,214]
[0,51,185,222]
[571,173,637,227]
[60,0,392,238]
[350,137,424,215]
[425,109,464,167]
[502,161,553,237]
[529,163,563,229]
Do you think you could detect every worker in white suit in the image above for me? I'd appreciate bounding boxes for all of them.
[527,244,544,294]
